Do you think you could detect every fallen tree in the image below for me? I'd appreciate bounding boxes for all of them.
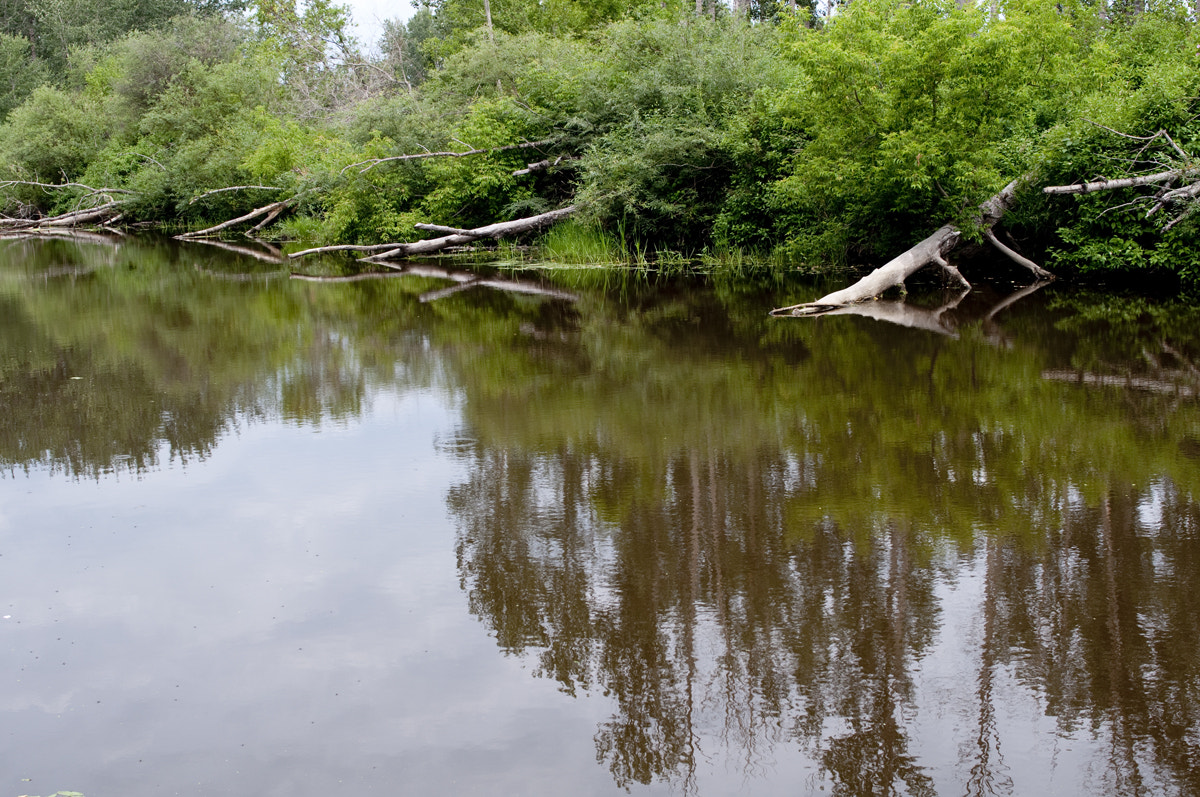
[772,178,1050,317]
[176,198,297,240]
[0,200,127,232]
[290,206,578,261]
[773,129,1200,317]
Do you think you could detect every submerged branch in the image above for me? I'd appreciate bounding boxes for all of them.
[287,242,401,258]
[983,229,1053,279]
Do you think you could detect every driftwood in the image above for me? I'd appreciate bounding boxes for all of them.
[772,179,1047,317]
[290,206,577,262]
[0,200,127,232]
[176,198,295,239]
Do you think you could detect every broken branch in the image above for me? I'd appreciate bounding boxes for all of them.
[176,198,295,239]
[342,140,555,175]
[1042,167,1200,195]
[772,178,1039,316]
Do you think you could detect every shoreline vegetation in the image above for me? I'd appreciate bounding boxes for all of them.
[0,0,1196,304]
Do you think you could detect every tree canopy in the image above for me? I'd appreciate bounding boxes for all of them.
[0,0,1195,286]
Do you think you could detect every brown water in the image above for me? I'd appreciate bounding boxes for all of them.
[2,236,1198,796]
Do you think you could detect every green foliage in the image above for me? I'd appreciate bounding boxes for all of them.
[0,32,48,119]
[0,84,105,180]
[420,97,543,224]
[1010,12,1200,285]
[758,0,1095,264]
[572,18,785,246]
[0,0,1194,275]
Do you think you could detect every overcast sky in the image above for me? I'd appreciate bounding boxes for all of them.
[344,0,416,49]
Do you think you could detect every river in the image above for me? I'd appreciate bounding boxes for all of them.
[2,235,1198,796]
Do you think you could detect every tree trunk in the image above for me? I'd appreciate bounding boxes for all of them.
[361,206,576,260]
[176,199,295,239]
[772,178,1049,316]
[290,206,577,261]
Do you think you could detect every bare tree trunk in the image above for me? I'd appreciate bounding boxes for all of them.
[291,206,577,261]
[176,199,294,239]
[772,178,1050,316]
[483,0,495,41]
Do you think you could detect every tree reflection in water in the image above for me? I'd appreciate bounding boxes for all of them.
[4,237,1200,793]
[447,282,1200,795]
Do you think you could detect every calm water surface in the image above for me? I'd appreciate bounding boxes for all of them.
[2,237,1199,796]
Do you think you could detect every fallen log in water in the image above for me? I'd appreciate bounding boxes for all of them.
[176,198,297,239]
[289,206,577,261]
[0,201,127,233]
[772,179,1050,317]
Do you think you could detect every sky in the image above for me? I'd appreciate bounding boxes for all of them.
[343,0,416,49]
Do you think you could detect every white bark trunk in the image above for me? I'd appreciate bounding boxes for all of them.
[290,206,577,261]
[772,178,1046,316]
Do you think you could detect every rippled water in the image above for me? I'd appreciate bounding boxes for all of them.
[2,236,1199,796]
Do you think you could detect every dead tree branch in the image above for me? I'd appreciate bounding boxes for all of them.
[1042,167,1200,195]
[773,179,1040,316]
[513,156,575,176]
[342,140,555,175]
[291,206,577,261]
[188,185,284,204]
[361,206,577,261]
[0,180,135,196]
[176,198,296,239]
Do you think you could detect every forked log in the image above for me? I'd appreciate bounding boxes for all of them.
[772,179,1048,316]
[290,206,577,261]
[0,200,126,232]
[176,198,295,239]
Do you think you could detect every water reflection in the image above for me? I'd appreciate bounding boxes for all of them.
[443,279,1200,793]
[3,237,1200,794]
